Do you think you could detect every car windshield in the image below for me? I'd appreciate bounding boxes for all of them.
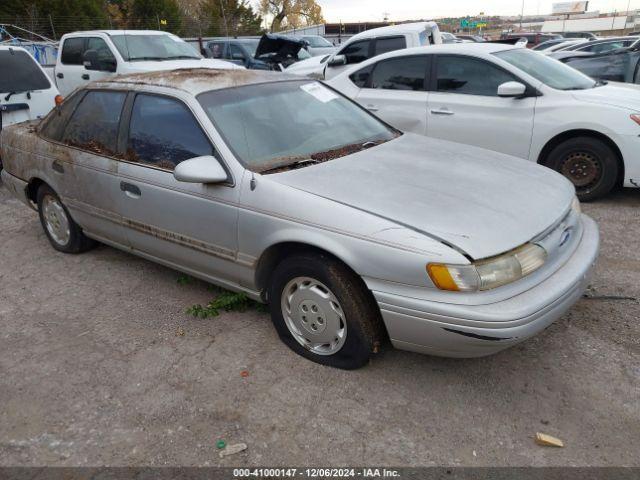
[495,48,597,90]
[111,34,201,61]
[241,40,259,57]
[303,36,333,47]
[198,80,398,172]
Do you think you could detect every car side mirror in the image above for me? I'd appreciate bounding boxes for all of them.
[328,54,346,67]
[497,81,527,98]
[173,156,228,184]
[83,49,116,72]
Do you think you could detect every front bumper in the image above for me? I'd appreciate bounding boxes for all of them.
[373,214,600,358]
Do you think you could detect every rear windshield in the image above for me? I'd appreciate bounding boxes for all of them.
[0,49,51,94]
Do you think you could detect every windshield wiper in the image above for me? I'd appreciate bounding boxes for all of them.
[259,140,386,174]
[164,55,201,60]
[128,56,167,61]
[4,91,31,101]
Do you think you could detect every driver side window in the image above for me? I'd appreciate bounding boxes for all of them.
[125,94,214,171]
[436,55,517,96]
[340,40,371,65]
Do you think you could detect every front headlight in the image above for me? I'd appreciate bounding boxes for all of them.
[427,243,547,292]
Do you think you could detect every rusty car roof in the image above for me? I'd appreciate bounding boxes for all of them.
[93,68,303,95]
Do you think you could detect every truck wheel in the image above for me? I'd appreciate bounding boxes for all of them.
[545,137,619,201]
[37,184,95,253]
[268,253,385,369]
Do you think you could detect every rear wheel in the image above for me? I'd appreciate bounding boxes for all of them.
[268,253,384,369]
[37,184,95,253]
[545,137,619,201]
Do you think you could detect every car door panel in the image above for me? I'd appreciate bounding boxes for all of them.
[56,90,128,244]
[117,93,241,281]
[355,55,430,135]
[427,55,536,159]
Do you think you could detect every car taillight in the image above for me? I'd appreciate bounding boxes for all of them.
[55,95,64,106]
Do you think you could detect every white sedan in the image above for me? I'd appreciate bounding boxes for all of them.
[328,43,640,200]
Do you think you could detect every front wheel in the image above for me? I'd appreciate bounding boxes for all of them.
[268,253,385,369]
[545,137,619,202]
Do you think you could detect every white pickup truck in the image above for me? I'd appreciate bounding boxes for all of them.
[45,30,238,96]
[285,22,443,80]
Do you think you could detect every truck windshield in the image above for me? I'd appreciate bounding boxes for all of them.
[0,49,51,94]
[198,80,398,172]
[110,34,201,61]
[494,48,597,90]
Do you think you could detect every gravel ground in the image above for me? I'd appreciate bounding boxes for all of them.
[0,181,638,467]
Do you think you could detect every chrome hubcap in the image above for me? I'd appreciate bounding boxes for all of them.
[560,152,601,189]
[281,277,347,356]
[42,195,70,246]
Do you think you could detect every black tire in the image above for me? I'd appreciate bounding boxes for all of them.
[544,136,619,202]
[268,252,385,369]
[37,184,95,253]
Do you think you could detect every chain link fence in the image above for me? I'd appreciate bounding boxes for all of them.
[0,16,245,42]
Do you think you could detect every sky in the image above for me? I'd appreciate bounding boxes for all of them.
[315,0,640,22]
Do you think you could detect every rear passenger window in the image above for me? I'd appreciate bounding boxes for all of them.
[61,90,126,155]
[374,36,406,56]
[370,56,428,91]
[126,94,212,170]
[341,40,370,64]
[209,42,225,59]
[436,55,516,96]
[61,37,85,65]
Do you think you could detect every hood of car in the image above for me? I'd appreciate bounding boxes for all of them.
[571,82,640,111]
[255,34,306,59]
[284,54,327,73]
[128,58,240,72]
[270,134,575,260]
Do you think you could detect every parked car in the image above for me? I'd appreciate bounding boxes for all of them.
[1,46,60,167]
[456,34,485,42]
[47,30,238,96]
[560,32,598,40]
[501,32,563,48]
[206,34,311,70]
[329,43,640,200]
[0,69,598,368]
[533,38,586,52]
[298,35,336,56]
[285,21,442,79]
[441,32,461,44]
[554,39,640,85]
[552,36,639,56]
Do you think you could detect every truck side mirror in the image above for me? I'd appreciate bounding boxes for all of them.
[83,49,116,73]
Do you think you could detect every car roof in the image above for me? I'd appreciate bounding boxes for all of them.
[94,68,303,95]
[349,21,437,42]
[381,42,517,57]
[63,30,174,37]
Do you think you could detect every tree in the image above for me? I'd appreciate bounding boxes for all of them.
[0,0,110,38]
[201,0,263,37]
[128,0,183,34]
[258,0,324,32]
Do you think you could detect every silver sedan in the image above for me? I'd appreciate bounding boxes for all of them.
[0,69,599,369]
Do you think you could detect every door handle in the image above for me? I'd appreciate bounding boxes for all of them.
[120,181,141,198]
[366,105,379,112]
[56,72,64,79]
[81,74,90,80]
[430,109,454,116]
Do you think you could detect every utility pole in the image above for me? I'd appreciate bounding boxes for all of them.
[520,0,525,30]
